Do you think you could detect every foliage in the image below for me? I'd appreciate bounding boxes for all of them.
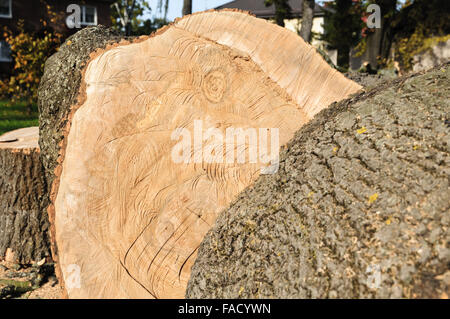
[264,0,291,27]
[391,0,450,70]
[111,0,170,36]
[0,100,38,135]
[356,0,449,70]
[0,3,63,113]
[111,0,149,34]
[321,0,365,69]
[323,0,449,71]
[132,17,169,35]
[352,0,397,60]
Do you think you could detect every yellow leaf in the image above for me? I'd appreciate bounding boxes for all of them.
[357,127,367,134]
[368,193,378,204]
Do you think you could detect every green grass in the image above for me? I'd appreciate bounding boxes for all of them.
[0,100,39,136]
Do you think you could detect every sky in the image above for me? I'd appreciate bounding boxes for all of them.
[145,0,231,22]
[144,0,407,22]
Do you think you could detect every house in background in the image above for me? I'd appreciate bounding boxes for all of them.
[0,0,114,75]
[215,0,337,65]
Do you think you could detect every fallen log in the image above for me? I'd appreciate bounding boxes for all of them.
[0,127,51,265]
[187,64,450,299]
[38,10,360,298]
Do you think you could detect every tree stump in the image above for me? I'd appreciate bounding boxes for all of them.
[187,64,450,299]
[0,127,51,265]
[38,11,360,298]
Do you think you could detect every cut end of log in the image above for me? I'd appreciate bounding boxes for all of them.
[38,10,362,299]
[0,127,39,152]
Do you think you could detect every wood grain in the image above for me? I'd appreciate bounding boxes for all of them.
[49,10,361,298]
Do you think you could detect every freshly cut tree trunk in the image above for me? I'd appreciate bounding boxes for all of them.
[187,64,450,299]
[38,11,360,298]
[0,127,51,264]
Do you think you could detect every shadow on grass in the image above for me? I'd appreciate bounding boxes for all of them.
[0,101,39,136]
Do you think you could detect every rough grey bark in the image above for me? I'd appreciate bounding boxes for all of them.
[299,0,315,43]
[38,26,123,260]
[187,63,450,298]
[344,72,394,89]
[0,148,50,264]
[38,26,122,190]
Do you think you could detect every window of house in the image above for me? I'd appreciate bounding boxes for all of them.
[81,5,97,26]
[0,0,12,18]
[0,40,12,62]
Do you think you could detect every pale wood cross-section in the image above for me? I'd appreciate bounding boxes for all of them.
[50,10,361,298]
[0,127,39,151]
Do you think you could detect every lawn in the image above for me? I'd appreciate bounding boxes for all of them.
[0,101,39,136]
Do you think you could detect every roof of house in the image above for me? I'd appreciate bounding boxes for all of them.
[215,0,327,19]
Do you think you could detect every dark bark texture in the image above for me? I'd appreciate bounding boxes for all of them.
[187,63,450,298]
[0,148,50,264]
[182,0,192,16]
[38,25,122,192]
[38,26,123,261]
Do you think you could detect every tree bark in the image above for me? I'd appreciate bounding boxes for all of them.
[186,63,450,299]
[38,12,360,299]
[182,0,192,16]
[0,127,51,265]
[299,0,315,43]
[38,26,123,298]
